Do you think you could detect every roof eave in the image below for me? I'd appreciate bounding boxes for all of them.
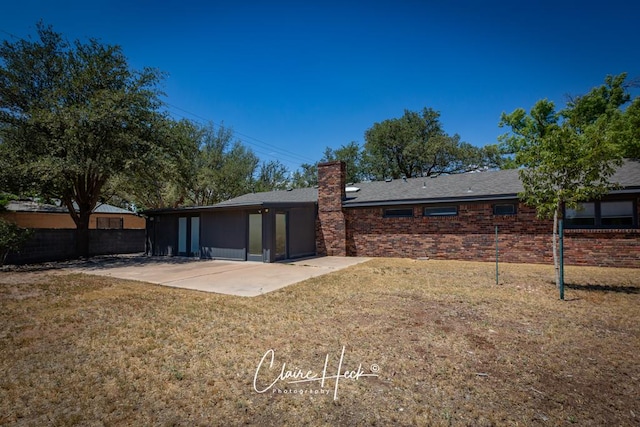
[343,193,520,208]
[143,200,316,215]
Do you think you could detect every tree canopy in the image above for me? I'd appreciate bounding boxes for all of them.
[499,73,637,287]
[363,108,502,179]
[321,141,363,183]
[0,23,167,256]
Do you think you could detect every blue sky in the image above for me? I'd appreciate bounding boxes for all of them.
[2,1,639,172]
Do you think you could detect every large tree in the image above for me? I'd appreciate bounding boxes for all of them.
[321,141,364,183]
[189,123,260,205]
[105,118,201,210]
[290,163,318,188]
[0,23,166,257]
[254,160,289,192]
[499,73,636,288]
[364,107,502,179]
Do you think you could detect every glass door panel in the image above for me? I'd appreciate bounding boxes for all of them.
[248,213,263,261]
[190,216,200,256]
[178,217,187,255]
[275,212,287,260]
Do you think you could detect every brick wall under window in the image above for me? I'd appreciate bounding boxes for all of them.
[343,202,640,268]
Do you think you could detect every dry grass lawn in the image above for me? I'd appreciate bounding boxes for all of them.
[1,258,639,426]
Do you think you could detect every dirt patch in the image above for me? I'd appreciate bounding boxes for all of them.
[1,259,638,426]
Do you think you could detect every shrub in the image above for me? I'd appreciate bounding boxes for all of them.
[0,218,33,266]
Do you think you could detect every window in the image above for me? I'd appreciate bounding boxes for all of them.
[601,201,634,226]
[384,208,414,218]
[565,200,635,228]
[97,217,123,229]
[424,206,457,216]
[565,203,595,226]
[493,204,516,215]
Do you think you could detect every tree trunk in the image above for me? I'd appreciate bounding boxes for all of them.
[552,203,560,289]
[63,196,95,259]
[75,209,92,258]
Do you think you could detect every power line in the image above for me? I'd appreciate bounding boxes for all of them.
[0,28,317,169]
[164,102,317,167]
[166,103,316,166]
[0,28,21,40]
[165,106,311,169]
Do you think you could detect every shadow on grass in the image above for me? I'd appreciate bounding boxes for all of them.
[565,283,640,294]
[1,254,211,273]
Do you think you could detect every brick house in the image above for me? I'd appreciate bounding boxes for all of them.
[317,161,640,268]
[2,200,146,230]
[146,160,640,268]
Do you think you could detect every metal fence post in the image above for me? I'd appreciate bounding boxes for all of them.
[559,219,564,300]
[495,225,499,286]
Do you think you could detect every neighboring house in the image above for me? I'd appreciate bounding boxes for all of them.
[1,201,146,264]
[1,200,145,229]
[146,160,640,268]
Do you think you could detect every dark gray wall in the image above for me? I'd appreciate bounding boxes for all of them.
[200,211,247,261]
[288,206,317,258]
[148,205,317,263]
[148,214,178,256]
[5,229,145,265]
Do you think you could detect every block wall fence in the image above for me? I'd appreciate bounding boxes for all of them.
[5,229,146,265]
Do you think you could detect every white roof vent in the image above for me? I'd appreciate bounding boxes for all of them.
[345,186,360,193]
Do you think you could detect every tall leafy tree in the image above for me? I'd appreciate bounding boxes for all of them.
[364,107,502,179]
[619,96,640,159]
[321,141,364,183]
[255,160,289,192]
[0,23,166,257]
[193,124,260,205]
[105,117,198,210]
[499,73,635,287]
[290,163,318,188]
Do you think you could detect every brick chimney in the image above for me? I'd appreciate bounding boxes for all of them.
[316,161,347,256]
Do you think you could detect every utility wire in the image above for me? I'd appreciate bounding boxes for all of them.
[165,106,310,170]
[1,27,316,169]
[164,102,317,167]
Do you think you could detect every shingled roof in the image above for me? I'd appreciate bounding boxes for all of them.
[342,168,522,207]
[144,160,640,213]
[214,187,318,207]
[5,200,138,214]
[210,159,640,208]
[343,159,640,206]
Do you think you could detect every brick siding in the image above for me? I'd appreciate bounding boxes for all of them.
[342,202,640,268]
[316,161,347,256]
[344,203,554,263]
[317,160,640,268]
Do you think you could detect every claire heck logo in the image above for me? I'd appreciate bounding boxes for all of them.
[253,346,379,400]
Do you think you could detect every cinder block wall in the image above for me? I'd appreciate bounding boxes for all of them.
[5,229,146,265]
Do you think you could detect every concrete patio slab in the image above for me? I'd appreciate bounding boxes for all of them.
[69,255,370,296]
